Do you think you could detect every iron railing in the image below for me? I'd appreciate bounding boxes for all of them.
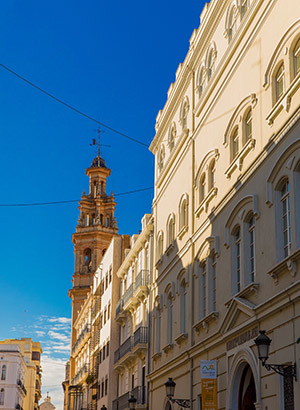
[123,284,133,305]
[112,391,129,410]
[72,324,91,354]
[112,386,146,410]
[116,271,149,317]
[131,385,146,404]
[114,327,148,364]
[134,270,149,291]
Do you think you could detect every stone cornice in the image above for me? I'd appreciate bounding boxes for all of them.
[149,0,267,153]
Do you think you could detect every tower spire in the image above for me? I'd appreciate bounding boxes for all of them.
[97,126,101,158]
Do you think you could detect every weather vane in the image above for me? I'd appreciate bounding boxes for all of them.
[89,127,111,156]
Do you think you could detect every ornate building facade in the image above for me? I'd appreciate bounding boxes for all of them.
[148,0,300,409]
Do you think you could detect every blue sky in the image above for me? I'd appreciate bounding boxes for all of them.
[0,0,206,408]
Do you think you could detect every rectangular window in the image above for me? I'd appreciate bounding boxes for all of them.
[156,314,161,352]
[105,377,108,396]
[249,219,255,282]
[202,264,207,317]
[235,231,241,292]
[281,182,291,258]
[106,341,109,357]
[212,256,217,312]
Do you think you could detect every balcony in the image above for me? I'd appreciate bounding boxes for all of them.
[117,271,150,320]
[123,283,133,306]
[112,386,146,410]
[114,336,132,364]
[114,327,148,367]
[133,270,149,299]
[72,324,91,355]
[112,391,129,410]
[17,379,27,396]
[71,364,89,385]
[91,297,100,321]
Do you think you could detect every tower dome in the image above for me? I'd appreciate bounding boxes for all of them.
[90,155,107,169]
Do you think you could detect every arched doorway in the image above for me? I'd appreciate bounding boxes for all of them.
[227,348,261,410]
[238,364,256,410]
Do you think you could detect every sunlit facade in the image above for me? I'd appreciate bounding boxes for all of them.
[148,0,300,408]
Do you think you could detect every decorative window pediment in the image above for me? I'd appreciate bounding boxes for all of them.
[195,149,219,215]
[224,195,260,248]
[224,95,257,178]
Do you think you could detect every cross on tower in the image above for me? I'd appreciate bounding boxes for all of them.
[90,127,101,157]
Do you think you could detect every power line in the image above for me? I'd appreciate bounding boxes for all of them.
[0,186,154,207]
[0,63,149,148]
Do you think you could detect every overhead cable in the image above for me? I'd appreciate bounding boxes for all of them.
[0,63,149,147]
[0,186,154,207]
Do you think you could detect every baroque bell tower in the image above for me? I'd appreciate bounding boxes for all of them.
[69,153,118,337]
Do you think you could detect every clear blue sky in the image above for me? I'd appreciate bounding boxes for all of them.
[0,0,206,407]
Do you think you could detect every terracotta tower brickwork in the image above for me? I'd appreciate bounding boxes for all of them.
[68,155,118,367]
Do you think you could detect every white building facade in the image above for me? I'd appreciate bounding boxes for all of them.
[113,214,153,410]
[0,345,26,410]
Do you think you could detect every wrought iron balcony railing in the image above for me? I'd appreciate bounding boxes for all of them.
[72,324,91,355]
[134,270,149,291]
[114,327,148,364]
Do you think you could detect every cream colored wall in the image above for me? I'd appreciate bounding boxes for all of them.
[149,0,300,409]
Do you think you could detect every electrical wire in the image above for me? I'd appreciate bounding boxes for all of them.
[0,63,149,148]
[0,186,154,207]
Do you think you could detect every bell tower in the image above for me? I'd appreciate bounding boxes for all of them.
[68,154,118,342]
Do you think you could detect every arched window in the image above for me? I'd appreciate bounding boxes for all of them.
[157,231,164,261]
[166,214,175,247]
[207,49,215,81]
[275,63,285,101]
[155,310,161,352]
[280,180,291,258]
[167,294,173,344]
[230,127,239,161]
[245,214,255,284]
[181,99,189,130]
[233,226,241,294]
[200,261,207,318]
[198,67,206,97]
[208,159,216,191]
[200,173,206,202]
[293,38,300,78]
[1,365,6,381]
[241,0,250,18]
[244,108,252,143]
[158,145,165,172]
[168,122,176,151]
[179,277,188,334]
[84,249,92,268]
[179,195,188,231]
[212,254,217,312]
[0,389,4,406]
[228,6,238,42]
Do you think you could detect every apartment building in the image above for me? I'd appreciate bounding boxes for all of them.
[113,214,153,410]
[148,0,300,409]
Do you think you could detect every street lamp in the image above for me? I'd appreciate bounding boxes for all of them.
[128,394,137,410]
[165,378,191,408]
[254,330,297,380]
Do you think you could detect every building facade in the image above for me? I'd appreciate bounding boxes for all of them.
[113,214,153,410]
[148,0,300,409]
[0,344,26,410]
[0,339,42,410]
